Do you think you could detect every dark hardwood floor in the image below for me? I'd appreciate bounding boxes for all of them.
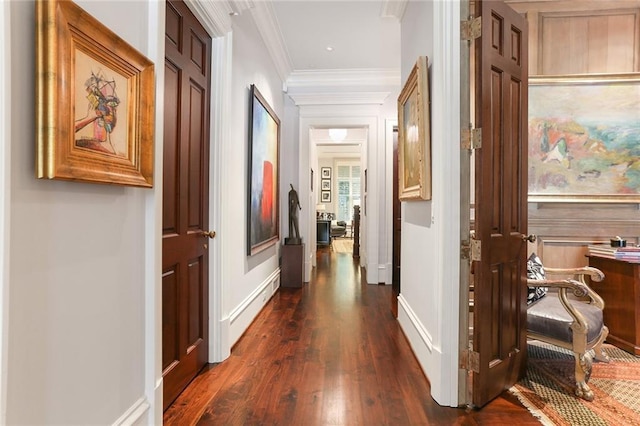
[164,248,539,425]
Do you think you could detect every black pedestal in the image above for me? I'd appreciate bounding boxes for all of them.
[281,243,304,288]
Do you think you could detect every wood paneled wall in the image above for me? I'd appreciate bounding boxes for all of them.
[508,0,640,267]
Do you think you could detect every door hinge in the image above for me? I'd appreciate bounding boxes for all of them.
[460,349,480,373]
[461,238,481,261]
[461,16,482,41]
[461,128,482,150]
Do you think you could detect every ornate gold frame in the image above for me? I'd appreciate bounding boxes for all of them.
[36,0,155,187]
[398,56,431,201]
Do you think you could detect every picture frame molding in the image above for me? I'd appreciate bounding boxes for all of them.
[397,56,431,201]
[36,0,155,187]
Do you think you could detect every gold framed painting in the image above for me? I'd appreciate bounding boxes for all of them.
[528,74,640,203]
[398,56,431,201]
[36,0,155,187]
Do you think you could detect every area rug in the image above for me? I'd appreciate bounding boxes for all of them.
[332,238,353,254]
[510,340,640,425]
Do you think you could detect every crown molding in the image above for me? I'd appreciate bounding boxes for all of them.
[380,0,408,20]
[287,69,401,89]
[229,0,255,14]
[288,92,390,106]
[249,1,293,82]
[185,0,232,36]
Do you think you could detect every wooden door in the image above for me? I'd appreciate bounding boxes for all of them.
[162,0,212,411]
[471,0,528,407]
[391,126,400,317]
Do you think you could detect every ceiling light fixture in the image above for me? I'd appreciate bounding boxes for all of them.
[326,46,334,52]
[329,128,347,142]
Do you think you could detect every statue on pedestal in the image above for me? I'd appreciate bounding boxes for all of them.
[285,183,302,245]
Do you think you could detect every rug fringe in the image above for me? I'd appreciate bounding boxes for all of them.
[509,386,555,426]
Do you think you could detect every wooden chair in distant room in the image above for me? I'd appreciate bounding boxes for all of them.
[525,253,610,401]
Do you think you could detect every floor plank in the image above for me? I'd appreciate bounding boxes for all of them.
[164,248,540,425]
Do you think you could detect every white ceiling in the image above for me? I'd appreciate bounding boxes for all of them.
[310,127,367,143]
[270,0,402,73]
[312,128,365,158]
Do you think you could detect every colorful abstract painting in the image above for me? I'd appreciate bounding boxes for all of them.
[74,50,128,158]
[247,85,280,255]
[529,75,640,202]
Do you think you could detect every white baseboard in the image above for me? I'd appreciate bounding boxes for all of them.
[397,294,433,353]
[377,263,392,284]
[212,316,231,362]
[366,262,378,283]
[365,263,393,284]
[229,269,280,345]
[112,397,150,426]
[397,294,457,407]
[305,251,313,282]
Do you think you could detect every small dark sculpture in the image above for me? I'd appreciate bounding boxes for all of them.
[285,184,302,245]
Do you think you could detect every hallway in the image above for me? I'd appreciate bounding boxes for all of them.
[164,249,538,425]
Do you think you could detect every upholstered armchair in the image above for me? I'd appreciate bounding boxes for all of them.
[526,254,610,401]
[330,220,347,238]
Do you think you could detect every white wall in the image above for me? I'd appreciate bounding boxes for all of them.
[397,0,461,406]
[225,11,285,345]
[377,94,399,284]
[6,1,151,423]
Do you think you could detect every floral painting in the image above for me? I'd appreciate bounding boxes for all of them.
[528,75,640,202]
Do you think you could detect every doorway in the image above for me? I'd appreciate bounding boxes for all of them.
[311,128,365,262]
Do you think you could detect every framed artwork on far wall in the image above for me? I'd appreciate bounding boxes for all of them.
[321,191,331,203]
[321,167,331,179]
[321,179,331,191]
[247,84,280,255]
[398,55,431,201]
[528,74,640,203]
[36,0,155,187]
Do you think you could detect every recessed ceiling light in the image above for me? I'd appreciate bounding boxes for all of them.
[326,46,334,52]
[229,11,239,16]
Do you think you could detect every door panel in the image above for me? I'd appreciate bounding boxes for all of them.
[472,0,528,407]
[162,0,212,411]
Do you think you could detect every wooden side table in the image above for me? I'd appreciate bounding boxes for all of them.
[588,255,640,355]
[281,243,304,288]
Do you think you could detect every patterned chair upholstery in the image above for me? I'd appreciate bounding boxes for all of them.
[526,254,610,401]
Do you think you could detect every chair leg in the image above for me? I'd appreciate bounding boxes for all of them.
[593,326,611,363]
[574,351,594,401]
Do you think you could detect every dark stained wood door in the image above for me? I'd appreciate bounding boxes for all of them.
[391,126,400,317]
[472,0,528,407]
[162,0,212,411]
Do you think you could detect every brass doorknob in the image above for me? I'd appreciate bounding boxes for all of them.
[202,230,216,239]
[521,234,536,243]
